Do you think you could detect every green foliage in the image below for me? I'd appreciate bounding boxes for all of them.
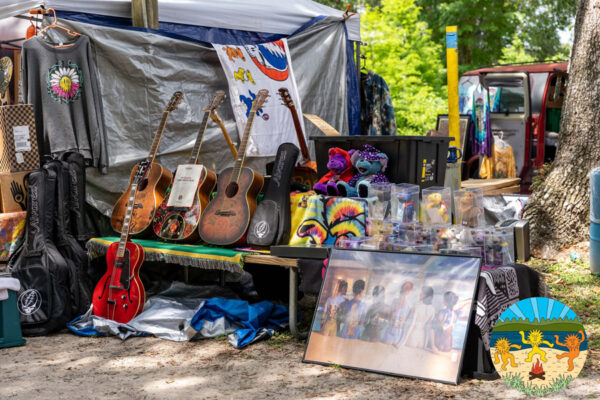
[362,0,447,135]
[501,372,574,396]
[417,0,519,70]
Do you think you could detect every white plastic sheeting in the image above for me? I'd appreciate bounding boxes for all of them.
[46,0,361,41]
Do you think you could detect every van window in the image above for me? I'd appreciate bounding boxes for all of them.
[530,73,548,114]
[489,86,525,114]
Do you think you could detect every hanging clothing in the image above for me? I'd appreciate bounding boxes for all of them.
[360,70,396,136]
[479,144,517,179]
[21,35,108,174]
[470,84,493,157]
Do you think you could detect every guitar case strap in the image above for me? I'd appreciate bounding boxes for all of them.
[248,143,299,247]
[61,152,90,245]
[8,168,72,336]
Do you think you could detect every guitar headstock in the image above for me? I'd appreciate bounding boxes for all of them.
[204,90,226,112]
[133,160,149,184]
[250,89,269,115]
[166,91,184,112]
[278,88,294,109]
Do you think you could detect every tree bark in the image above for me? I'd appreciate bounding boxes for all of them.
[524,0,600,255]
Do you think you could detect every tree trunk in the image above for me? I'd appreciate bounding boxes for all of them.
[524,0,600,256]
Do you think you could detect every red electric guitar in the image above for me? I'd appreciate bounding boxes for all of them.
[197,89,268,246]
[93,165,147,323]
[152,90,226,242]
[278,87,318,187]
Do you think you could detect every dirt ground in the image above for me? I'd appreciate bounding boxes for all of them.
[0,332,598,400]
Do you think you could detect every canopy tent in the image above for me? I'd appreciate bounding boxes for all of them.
[45,0,361,42]
[15,1,361,216]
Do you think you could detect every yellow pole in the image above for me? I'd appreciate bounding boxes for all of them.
[446,26,459,147]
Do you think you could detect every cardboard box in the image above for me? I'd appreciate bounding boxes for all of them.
[0,171,30,212]
[0,104,40,173]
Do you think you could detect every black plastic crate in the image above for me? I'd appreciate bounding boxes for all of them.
[310,136,453,189]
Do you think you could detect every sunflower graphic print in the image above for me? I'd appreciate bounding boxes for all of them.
[47,60,82,103]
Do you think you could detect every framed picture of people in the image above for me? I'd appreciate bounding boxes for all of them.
[303,249,481,384]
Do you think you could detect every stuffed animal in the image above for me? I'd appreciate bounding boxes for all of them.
[337,144,389,197]
[424,193,448,224]
[459,191,483,227]
[313,147,355,196]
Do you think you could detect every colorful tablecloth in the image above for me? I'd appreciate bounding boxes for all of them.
[87,237,252,273]
[0,211,26,262]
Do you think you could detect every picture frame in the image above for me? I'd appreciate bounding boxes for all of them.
[436,114,472,155]
[303,249,481,385]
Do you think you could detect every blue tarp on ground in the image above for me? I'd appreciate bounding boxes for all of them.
[68,284,291,349]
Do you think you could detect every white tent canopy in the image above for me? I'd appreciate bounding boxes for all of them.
[45,0,361,41]
[0,0,38,20]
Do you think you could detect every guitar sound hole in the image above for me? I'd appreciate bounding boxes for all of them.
[225,182,239,198]
[138,178,148,191]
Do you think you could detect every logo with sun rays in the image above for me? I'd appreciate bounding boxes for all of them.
[490,297,587,396]
[47,60,82,103]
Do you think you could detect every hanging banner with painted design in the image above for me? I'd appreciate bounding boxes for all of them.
[213,39,306,157]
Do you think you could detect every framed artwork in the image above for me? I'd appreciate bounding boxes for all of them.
[436,114,472,155]
[303,249,481,385]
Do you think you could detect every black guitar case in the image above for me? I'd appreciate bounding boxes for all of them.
[61,152,90,246]
[8,169,72,336]
[46,159,92,317]
[248,143,299,247]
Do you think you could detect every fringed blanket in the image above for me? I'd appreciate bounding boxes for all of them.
[0,211,26,262]
[87,237,250,273]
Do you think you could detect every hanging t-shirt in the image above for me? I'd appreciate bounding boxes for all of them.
[21,35,108,173]
[470,84,493,157]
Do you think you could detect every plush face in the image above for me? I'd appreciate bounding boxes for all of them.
[327,153,350,174]
[427,193,442,205]
[355,157,383,176]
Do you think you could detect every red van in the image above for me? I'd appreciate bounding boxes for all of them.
[459,62,568,192]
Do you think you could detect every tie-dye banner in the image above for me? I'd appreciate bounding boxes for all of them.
[214,39,306,157]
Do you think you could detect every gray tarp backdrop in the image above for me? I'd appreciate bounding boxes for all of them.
[53,17,350,215]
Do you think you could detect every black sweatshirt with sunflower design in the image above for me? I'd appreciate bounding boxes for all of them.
[21,35,108,174]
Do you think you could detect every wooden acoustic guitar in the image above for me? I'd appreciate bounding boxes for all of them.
[152,90,226,242]
[93,165,146,323]
[111,91,183,236]
[278,87,318,187]
[197,89,268,246]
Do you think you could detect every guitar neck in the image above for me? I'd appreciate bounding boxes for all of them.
[189,110,211,164]
[230,103,259,183]
[147,110,171,164]
[287,104,311,162]
[116,183,138,259]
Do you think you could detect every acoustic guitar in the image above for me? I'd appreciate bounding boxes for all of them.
[197,89,268,246]
[278,87,318,187]
[93,165,146,323]
[111,91,183,236]
[152,90,226,242]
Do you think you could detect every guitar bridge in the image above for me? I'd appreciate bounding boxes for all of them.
[216,210,236,216]
[109,285,125,290]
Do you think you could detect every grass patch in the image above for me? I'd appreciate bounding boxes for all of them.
[268,331,293,348]
[528,258,600,353]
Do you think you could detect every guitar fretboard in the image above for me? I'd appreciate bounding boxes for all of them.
[147,111,170,164]
[189,109,211,164]
[116,183,137,259]
[230,94,265,185]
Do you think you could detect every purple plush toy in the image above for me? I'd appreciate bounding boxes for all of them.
[313,147,356,196]
[337,144,389,197]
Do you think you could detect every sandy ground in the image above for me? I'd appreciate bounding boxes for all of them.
[1,333,599,400]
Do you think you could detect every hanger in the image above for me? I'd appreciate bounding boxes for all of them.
[33,8,80,48]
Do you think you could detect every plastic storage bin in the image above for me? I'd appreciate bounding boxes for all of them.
[311,136,453,189]
[0,276,25,349]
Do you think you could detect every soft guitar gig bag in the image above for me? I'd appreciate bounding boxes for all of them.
[8,168,72,335]
[46,159,92,317]
[61,152,90,246]
[248,143,299,247]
